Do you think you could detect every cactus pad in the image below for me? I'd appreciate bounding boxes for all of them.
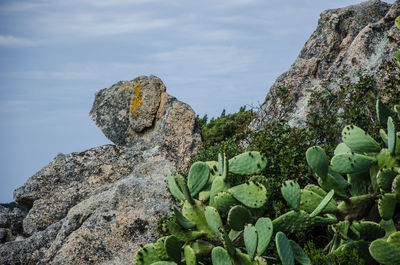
[244,224,258,260]
[376,99,396,126]
[334,220,350,239]
[281,180,301,210]
[310,189,335,217]
[352,221,385,241]
[209,175,230,207]
[276,232,295,265]
[187,161,210,197]
[289,240,311,265]
[331,152,375,174]
[392,175,400,194]
[272,210,310,234]
[377,169,398,192]
[228,151,267,175]
[154,237,169,260]
[341,125,380,153]
[227,205,252,231]
[167,171,185,201]
[165,235,183,263]
[306,146,329,179]
[255,217,273,256]
[134,243,161,265]
[378,193,397,220]
[205,206,223,239]
[173,206,195,229]
[229,181,267,208]
[300,189,337,214]
[182,200,214,239]
[214,191,238,217]
[212,247,233,265]
[334,142,352,155]
[184,245,196,265]
[166,220,203,241]
[380,129,389,146]
[369,238,400,265]
[387,117,396,154]
[388,232,400,249]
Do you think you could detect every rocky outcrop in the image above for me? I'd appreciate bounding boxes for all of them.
[253,0,400,128]
[0,75,202,264]
[0,205,26,243]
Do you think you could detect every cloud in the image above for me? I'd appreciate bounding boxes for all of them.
[0,35,41,46]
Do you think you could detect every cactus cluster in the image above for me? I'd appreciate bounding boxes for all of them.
[305,99,400,264]
[134,152,315,264]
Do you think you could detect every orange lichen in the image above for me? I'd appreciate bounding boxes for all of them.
[120,81,143,115]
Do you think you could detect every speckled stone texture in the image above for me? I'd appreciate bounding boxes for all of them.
[253,0,400,129]
[1,75,202,264]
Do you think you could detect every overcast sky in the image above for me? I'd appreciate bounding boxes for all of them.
[0,0,395,202]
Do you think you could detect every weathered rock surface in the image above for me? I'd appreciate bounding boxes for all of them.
[253,0,400,128]
[0,75,202,264]
[0,205,26,243]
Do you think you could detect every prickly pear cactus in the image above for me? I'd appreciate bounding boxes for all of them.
[306,99,400,264]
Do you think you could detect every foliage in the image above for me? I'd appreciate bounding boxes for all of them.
[305,242,365,265]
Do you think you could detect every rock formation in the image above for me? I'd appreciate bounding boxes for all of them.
[253,0,400,128]
[0,75,202,264]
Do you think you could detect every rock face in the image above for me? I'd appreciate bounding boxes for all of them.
[0,75,202,264]
[0,205,26,243]
[253,0,400,128]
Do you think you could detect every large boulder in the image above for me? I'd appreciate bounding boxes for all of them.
[1,75,202,264]
[253,0,400,128]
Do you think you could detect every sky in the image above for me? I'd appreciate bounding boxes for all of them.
[0,0,395,202]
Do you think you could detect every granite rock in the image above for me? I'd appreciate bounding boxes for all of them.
[253,0,400,128]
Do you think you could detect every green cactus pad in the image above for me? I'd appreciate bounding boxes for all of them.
[388,117,397,154]
[396,16,400,30]
[154,237,169,260]
[334,220,350,239]
[376,149,398,169]
[206,161,219,177]
[319,169,349,199]
[392,175,400,194]
[377,169,398,192]
[388,232,400,249]
[184,245,196,265]
[310,189,335,217]
[378,193,397,220]
[303,184,327,197]
[167,171,185,201]
[244,224,258,260]
[209,175,230,207]
[310,213,337,226]
[334,142,352,155]
[381,129,389,146]
[228,151,267,175]
[380,219,397,239]
[348,172,368,196]
[306,146,329,180]
[341,125,380,153]
[335,240,373,264]
[281,180,301,210]
[134,243,161,265]
[289,240,311,265]
[396,132,400,154]
[173,206,196,229]
[205,206,223,239]
[212,247,233,265]
[229,181,267,208]
[165,235,183,263]
[182,200,215,239]
[369,238,400,265]
[300,189,337,214]
[214,191,238,217]
[227,205,252,231]
[151,262,177,265]
[331,152,375,174]
[376,99,396,126]
[222,229,236,257]
[272,210,310,234]
[166,220,203,241]
[275,232,295,265]
[255,217,273,256]
[188,161,210,197]
[352,221,385,241]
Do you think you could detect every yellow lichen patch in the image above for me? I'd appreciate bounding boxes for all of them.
[120,81,143,116]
